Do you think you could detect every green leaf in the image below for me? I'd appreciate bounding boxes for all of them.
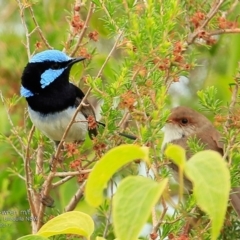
[164,144,186,169]
[113,176,168,240]
[96,237,106,240]
[17,235,49,240]
[185,150,230,240]
[36,211,94,238]
[85,144,149,207]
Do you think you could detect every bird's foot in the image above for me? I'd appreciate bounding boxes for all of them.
[41,195,54,208]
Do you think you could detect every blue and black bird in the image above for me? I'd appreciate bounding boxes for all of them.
[21,50,97,145]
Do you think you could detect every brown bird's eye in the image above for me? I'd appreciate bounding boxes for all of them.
[181,118,188,124]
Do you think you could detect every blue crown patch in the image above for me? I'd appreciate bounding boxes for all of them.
[30,50,72,63]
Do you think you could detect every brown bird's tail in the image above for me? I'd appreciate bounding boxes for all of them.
[230,187,240,217]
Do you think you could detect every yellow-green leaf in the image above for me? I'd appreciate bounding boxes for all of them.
[96,237,106,240]
[113,176,168,240]
[164,144,186,169]
[17,235,49,240]
[185,150,230,240]
[85,144,149,207]
[37,211,94,238]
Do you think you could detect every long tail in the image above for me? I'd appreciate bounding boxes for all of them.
[230,187,240,217]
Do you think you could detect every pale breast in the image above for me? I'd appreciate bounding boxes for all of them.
[28,107,88,142]
[161,123,185,151]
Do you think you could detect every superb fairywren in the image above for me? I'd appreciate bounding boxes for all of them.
[163,106,240,217]
[21,50,97,146]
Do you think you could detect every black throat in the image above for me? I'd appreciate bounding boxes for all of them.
[26,81,78,114]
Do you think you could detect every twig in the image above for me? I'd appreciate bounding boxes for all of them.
[28,6,53,49]
[96,30,124,79]
[117,111,130,129]
[25,125,39,233]
[99,0,120,32]
[227,0,239,14]
[16,0,31,58]
[208,28,240,36]
[82,155,98,168]
[0,92,26,155]
[64,181,86,211]
[150,198,168,236]
[36,144,44,175]
[52,176,74,188]
[64,0,82,51]
[70,2,95,57]
[187,0,225,44]
[52,169,93,188]
[54,169,92,177]
[103,180,114,238]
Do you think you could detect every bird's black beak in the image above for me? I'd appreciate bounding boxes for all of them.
[67,57,86,67]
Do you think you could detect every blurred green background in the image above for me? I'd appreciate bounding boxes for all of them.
[0,0,239,239]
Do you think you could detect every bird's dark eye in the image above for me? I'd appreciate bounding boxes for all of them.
[181,118,188,124]
[51,63,60,70]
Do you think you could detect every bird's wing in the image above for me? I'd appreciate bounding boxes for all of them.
[230,187,240,217]
[211,129,224,150]
[73,85,98,139]
[197,128,223,155]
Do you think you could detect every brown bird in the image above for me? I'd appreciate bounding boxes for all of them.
[162,106,240,217]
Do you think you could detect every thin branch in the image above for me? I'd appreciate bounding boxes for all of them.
[52,176,74,188]
[208,28,240,36]
[36,144,44,175]
[100,0,120,32]
[16,0,31,58]
[52,169,92,190]
[227,0,239,14]
[64,181,86,211]
[25,125,39,233]
[70,2,95,57]
[117,111,130,129]
[64,0,82,51]
[97,31,124,79]
[54,169,92,177]
[150,198,168,237]
[103,180,114,238]
[0,92,26,155]
[187,0,225,44]
[28,6,53,49]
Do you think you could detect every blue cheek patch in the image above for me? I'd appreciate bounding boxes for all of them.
[20,86,34,97]
[40,68,66,88]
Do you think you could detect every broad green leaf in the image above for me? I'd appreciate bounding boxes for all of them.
[96,237,106,240]
[185,150,230,240]
[37,211,94,238]
[113,176,168,240]
[164,144,186,169]
[17,235,49,240]
[85,144,149,207]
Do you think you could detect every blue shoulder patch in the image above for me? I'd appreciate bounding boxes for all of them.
[40,68,66,88]
[30,50,72,63]
[20,85,34,97]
